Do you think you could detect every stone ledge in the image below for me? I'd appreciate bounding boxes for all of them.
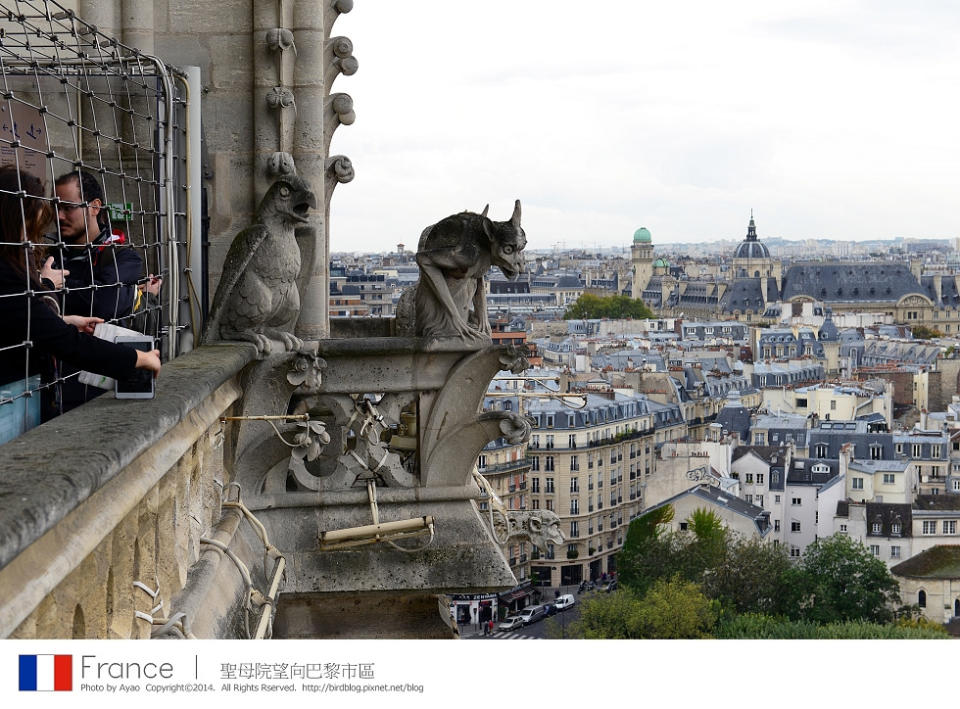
[0,342,256,570]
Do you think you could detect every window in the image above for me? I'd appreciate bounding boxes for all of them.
[790,547,801,558]
[756,495,763,507]
[531,478,540,493]
[883,473,895,485]
[774,520,781,532]
[679,522,688,531]
[478,455,487,469]
[792,497,802,506]
[531,457,540,472]
[912,444,922,458]
[872,523,882,534]
[532,499,540,510]
[545,456,555,472]
[775,495,781,504]
[546,499,554,512]
[570,499,579,515]
[933,445,942,458]
[791,521,801,533]
[839,524,848,533]
[756,474,764,485]
[890,546,901,559]
[869,544,880,556]
[922,520,937,535]
[545,477,555,493]
[567,544,578,556]
[918,590,926,608]
[945,521,957,535]
[852,478,863,490]
[570,521,579,537]
[815,444,828,458]
[745,473,754,484]
[754,433,765,445]
[570,456,580,472]
[870,444,883,460]
[570,477,579,493]
[745,494,753,504]
[569,434,577,448]
[546,435,554,449]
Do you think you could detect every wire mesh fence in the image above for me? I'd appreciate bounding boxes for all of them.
[0,0,198,443]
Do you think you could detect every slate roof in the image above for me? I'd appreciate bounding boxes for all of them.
[865,503,912,538]
[891,545,960,579]
[732,445,786,466]
[644,483,771,536]
[786,458,839,485]
[719,278,776,313]
[913,495,960,512]
[716,401,752,442]
[782,264,924,303]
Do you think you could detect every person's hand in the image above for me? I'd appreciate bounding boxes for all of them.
[135,348,162,378]
[139,274,162,296]
[62,314,103,334]
[40,256,69,289]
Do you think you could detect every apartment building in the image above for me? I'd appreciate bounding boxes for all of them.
[524,390,685,586]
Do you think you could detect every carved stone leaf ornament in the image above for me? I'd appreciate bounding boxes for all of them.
[292,420,331,462]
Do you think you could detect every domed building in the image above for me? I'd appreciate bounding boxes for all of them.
[732,212,777,279]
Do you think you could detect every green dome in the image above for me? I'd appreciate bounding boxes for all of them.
[653,257,669,268]
[633,227,652,243]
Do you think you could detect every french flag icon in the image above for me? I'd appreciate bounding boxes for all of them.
[19,654,73,691]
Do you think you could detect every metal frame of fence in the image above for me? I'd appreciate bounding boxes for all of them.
[0,0,199,439]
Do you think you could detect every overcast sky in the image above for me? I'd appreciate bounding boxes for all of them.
[329,0,960,253]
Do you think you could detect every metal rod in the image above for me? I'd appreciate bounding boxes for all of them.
[220,414,310,422]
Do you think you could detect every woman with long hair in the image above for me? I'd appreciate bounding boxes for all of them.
[0,165,160,425]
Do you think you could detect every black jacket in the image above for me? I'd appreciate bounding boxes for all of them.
[0,258,139,419]
[50,228,144,322]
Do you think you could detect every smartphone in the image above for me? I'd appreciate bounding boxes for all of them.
[115,335,156,399]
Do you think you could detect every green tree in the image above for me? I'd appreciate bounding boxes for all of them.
[632,576,719,639]
[563,293,654,320]
[568,577,718,639]
[911,325,943,340]
[700,536,792,616]
[785,534,901,624]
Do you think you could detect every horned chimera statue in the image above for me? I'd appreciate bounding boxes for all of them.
[397,200,527,347]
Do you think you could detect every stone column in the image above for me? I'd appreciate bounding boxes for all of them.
[291,0,328,340]
[79,0,120,40]
[121,0,154,55]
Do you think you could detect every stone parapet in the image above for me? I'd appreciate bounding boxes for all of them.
[0,343,256,637]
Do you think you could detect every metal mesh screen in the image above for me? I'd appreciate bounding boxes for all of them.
[0,0,195,440]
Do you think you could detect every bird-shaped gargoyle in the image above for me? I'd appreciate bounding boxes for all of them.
[203,176,317,356]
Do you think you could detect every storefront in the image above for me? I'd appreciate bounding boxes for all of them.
[448,593,499,627]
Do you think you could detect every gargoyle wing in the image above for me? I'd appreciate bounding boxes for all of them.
[202,223,271,343]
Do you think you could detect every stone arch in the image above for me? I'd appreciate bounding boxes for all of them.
[72,604,85,639]
[918,589,926,608]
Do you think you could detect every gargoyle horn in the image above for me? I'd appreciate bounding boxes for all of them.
[480,204,489,219]
[511,199,521,226]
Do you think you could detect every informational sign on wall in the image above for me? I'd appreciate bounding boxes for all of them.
[0,100,49,181]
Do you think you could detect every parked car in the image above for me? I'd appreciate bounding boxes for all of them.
[516,605,549,625]
[553,594,576,611]
[498,616,524,631]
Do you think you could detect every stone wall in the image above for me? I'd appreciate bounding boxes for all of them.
[0,344,255,638]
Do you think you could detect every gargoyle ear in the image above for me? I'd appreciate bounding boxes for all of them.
[511,199,521,226]
[481,204,495,242]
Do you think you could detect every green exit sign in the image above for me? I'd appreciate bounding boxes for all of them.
[107,202,133,221]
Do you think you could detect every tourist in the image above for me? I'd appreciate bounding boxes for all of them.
[0,167,161,427]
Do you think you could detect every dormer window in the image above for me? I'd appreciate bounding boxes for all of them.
[891,522,901,535]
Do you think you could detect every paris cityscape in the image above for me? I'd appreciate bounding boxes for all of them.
[0,1,957,705]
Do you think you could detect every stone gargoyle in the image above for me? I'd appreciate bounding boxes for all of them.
[397,200,526,347]
[203,176,317,356]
